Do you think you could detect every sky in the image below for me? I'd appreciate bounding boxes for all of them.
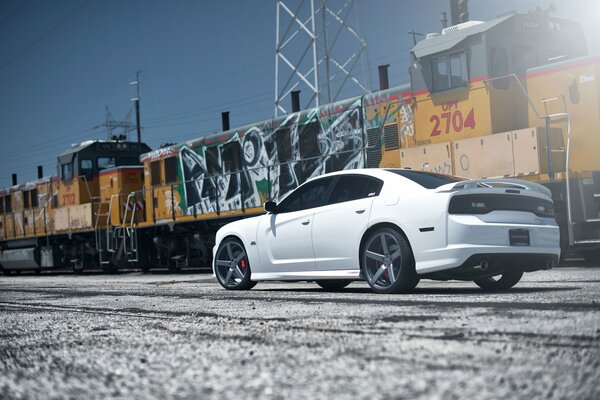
[1,0,599,185]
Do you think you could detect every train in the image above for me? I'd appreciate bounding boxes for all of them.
[1,8,599,274]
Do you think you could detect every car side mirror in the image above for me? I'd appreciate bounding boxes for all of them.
[264,201,278,214]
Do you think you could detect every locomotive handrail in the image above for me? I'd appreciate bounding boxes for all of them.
[483,74,545,120]
[78,175,93,204]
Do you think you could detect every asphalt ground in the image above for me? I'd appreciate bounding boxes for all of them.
[0,266,599,399]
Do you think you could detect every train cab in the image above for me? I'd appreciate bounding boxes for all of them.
[408,10,587,141]
[56,139,151,208]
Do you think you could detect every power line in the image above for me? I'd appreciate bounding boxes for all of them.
[0,127,93,156]
[0,0,91,71]
[0,0,29,25]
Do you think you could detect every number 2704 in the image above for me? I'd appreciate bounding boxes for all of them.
[430,108,475,136]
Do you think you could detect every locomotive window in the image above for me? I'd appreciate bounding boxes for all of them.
[274,128,292,162]
[432,52,467,92]
[98,157,116,170]
[61,163,73,180]
[491,47,508,77]
[299,120,321,158]
[205,147,221,175]
[221,142,242,173]
[450,54,467,87]
[164,157,178,184]
[150,161,161,186]
[80,159,93,175]
[5,195,11,212]
[118,157,139,166]
[24,190,30,209]
[31,188,38,208]
[433,56,450,91]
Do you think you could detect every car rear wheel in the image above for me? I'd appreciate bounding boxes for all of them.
[473,269,523,291]
[361,227,419,294]
[315,280,351,291]
[214,238,256,290]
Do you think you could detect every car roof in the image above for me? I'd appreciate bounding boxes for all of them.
[306,168,464,189]
[308,167,451,180]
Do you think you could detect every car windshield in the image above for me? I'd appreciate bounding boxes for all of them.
[385,169,465,189]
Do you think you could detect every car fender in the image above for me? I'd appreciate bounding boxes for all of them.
[366,192,451,267]
[213,215,265,275]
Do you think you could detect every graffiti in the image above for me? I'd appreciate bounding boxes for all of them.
[140,147,177,163]
[178,100,364,215]
[432,161,453,175]
[364,90,415,149]
[164,190,182,216]
[399,104,415,146]
[459,154,470,171]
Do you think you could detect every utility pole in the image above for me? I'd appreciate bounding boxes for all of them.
[130,70,142,143]
[407,29,424,46]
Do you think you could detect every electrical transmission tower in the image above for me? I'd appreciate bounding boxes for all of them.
[93,106,135,141]
[274,0,371,116]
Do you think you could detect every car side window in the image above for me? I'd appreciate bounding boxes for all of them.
[277,177,334,213]
[328,175,383,205]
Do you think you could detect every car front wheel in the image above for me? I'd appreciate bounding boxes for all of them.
[361,227,419,294]
[214,238,256,290]
[473,269,523,291]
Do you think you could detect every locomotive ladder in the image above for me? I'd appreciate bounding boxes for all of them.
[121,192,139,263]
[94,194,119,266]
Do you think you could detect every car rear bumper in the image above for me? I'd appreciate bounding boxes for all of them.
[420,253,559,281]
[414,214,561,275]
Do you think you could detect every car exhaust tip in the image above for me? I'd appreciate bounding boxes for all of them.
[473,258,489,271]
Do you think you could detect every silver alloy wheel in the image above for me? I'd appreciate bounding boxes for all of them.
[215,240,250,288]
[363,229,404,290]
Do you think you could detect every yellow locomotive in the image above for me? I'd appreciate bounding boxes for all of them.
[1,9,599,273]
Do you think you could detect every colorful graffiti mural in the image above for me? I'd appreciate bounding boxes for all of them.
[176,98,365,216]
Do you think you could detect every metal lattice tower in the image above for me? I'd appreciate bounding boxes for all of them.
[93,106,135,140]
[274,0,371,116]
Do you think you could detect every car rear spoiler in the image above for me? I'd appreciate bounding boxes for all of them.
[445,178,552,198]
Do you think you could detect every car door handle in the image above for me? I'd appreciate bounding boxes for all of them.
[355,209,366,214]
[301,220,310,225]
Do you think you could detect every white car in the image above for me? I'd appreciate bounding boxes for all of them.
[212,168,560,294]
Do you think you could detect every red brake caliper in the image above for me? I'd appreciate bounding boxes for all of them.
[240,258,247,271]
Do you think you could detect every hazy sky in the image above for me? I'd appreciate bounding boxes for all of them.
[1,0,599,184]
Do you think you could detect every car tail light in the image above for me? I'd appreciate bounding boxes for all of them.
[448,194,554,217]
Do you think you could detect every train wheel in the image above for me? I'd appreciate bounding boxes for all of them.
[102,263,118,274]
[167,260,181,273]
[139,264,151,273]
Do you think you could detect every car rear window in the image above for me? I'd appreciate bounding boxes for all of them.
[385,169,464,189]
